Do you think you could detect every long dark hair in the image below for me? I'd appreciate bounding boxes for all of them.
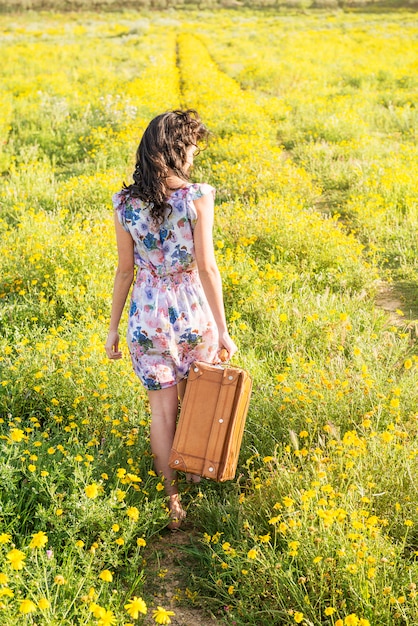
[123,109,209,225]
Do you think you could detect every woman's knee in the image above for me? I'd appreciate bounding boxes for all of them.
[148,386,179,423]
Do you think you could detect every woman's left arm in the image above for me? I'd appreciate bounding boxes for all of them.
[105,214,135,360]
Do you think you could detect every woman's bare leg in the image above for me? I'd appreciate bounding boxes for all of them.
[147,386,185,527]
[177,379,201,484]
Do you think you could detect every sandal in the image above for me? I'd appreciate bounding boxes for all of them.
[167,494,186,531]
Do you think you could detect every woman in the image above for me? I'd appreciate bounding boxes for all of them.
[105,110,237,528]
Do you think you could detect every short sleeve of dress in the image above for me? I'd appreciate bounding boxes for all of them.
[112,191,130,232]
[187,183,216,224]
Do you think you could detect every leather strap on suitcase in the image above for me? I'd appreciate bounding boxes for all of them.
[201,365,239,478]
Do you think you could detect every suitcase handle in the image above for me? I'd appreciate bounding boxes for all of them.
[201,348,232,368]
[219,348,230,363]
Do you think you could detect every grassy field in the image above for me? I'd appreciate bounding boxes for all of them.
[0,9,417,626]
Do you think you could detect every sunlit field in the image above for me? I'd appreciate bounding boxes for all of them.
[0,9,417,625]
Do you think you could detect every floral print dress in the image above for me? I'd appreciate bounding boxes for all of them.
[112,183,219,391]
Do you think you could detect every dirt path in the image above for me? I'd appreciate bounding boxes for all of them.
[142,526,220,626]
[376,280,418,329]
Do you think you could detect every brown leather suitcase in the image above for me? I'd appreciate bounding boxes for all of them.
[169,361,252,481]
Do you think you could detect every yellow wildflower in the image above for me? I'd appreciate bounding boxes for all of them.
[19,598,37,614]
[124,596,147,619]
[85,483,99,498]
[152,606,176,624]
[283,496,295,507]
[99,570,113,582]
[6,548,26,570]
[98,609,116,625]
[29,531,48,549]
[90,602,106,618]
[126,506,139,521]
[38,598,50,609]
[54,575,65,585]
[325,607,336,616]
[10,428,25,442]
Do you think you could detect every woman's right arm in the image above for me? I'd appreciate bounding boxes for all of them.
[193,191,237,360]
[105,213,135,360]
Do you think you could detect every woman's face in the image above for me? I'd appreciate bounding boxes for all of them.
[184,144,198,172]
